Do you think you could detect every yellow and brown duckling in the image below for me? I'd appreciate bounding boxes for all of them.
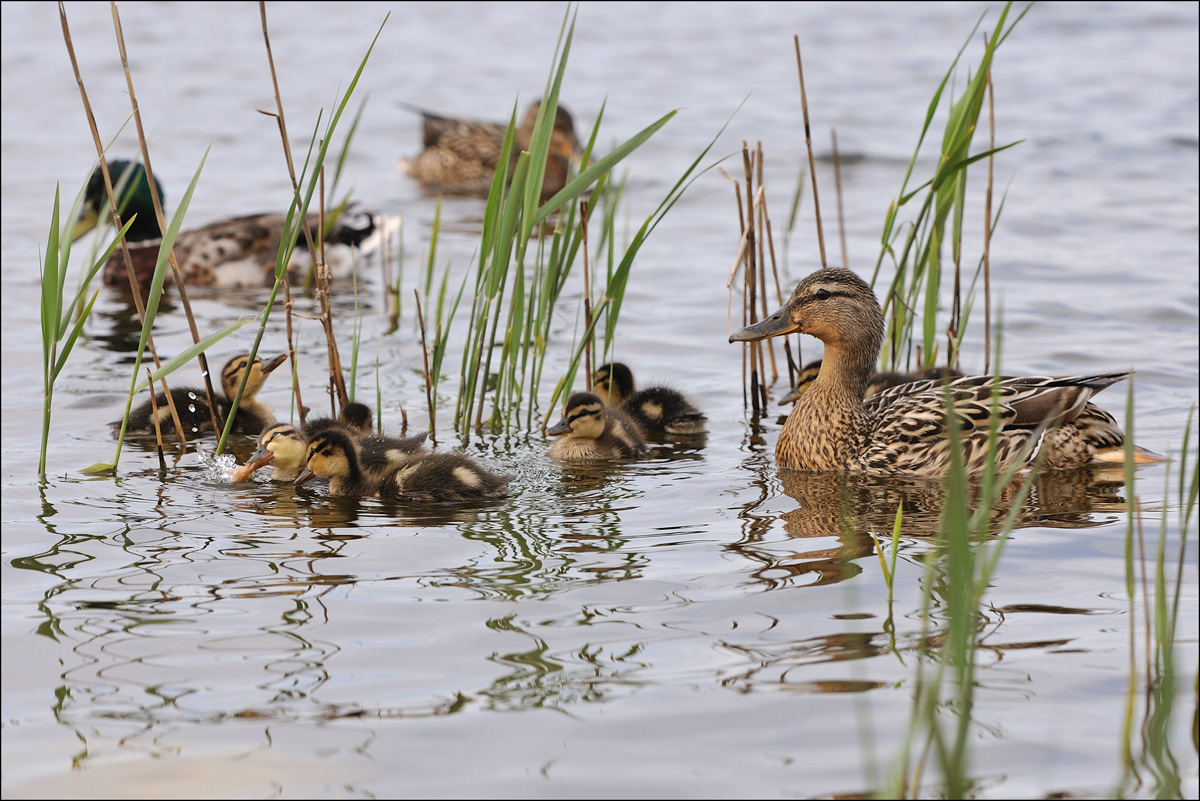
[118,352,287,437]
[729,267,1157,476]
[74,159,392,289]
[296,428,506,502]
[780,359,962,404]
[232,402,428,483]
[545,391,647,461]
[401,100,584,201]
[593,362,707,437]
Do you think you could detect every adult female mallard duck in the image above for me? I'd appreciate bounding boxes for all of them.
[545,391,647,461]
[729,267,1153,476]
[401,100,583,201]
[232,403,428,483]
[74,159,391,289]
[779,359,962,404]
[118,352,287,437]
[296,428,506,501]
[592,362,707,437]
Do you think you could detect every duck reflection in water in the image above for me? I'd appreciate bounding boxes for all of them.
[728,466,1128,592]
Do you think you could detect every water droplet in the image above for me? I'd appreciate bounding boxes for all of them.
[188,391,198,400]
[188,404,196,413]
[191,427,199,433]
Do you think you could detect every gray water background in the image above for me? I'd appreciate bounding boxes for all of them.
[2,2,1198,798]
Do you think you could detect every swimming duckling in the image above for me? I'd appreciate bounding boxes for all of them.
[729,267,1151,476]
[232,403,427,483]
[74,159,393,289]
[546,391,647,461]
[381,452,510,503]
[401,100,584,201]
[297,429,504,502]
[118,352,287,437]
[780,360,962,404]
[593,362,707,437]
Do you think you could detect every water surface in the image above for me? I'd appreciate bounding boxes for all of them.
[2,2,1197,798]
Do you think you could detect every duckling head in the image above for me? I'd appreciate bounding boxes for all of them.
[779,359,824,404]
[592,362,635,407]
[221,352,288,400]
[73,159,164,243]
[339,401,374,434]
[296,429,359,487]
[546,392,607,441]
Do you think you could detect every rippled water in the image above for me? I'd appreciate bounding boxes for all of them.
[2,2,1197,798]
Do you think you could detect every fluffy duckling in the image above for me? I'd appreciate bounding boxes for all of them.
[780,359,962,404]
[546,391,647,461]
[729,267,1148,476]
[74,159,392,289]
[381,452,510,503]
[401,100,583,201]
[232,403,427,483]
[297,428,505,502]
[592,362,707,437]
[118,352,287,437]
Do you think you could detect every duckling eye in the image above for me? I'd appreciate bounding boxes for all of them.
[815,288,831,300]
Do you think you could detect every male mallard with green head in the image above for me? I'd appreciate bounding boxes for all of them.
[74,159,392,289]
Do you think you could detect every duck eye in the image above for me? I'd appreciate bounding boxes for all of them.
[815,289,831,300]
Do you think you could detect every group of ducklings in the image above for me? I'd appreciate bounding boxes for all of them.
[121,352,508,503]
[545,362,707,460]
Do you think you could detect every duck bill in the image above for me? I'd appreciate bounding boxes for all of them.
[230,451,273,483]
[72,206,100,241]
[261,354,288,374]
[729,307,798,343]
[295,467,316,486]
[545,418,570,437]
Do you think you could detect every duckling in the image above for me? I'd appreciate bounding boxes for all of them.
[381,452,510,503]
[545,391,647,461]
[297,428,503,502]
[118,352,287,437]
[233,403,427,483]
[780,360,962,404]
[729,267,1151,476]
[74,159,394,290]
[401,100,584,201]
[593,362,707,437]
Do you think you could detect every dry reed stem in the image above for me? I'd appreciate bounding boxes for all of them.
[740,145,763,415]
[58,2,189,444]
[111,2,224,435]
[146,366,166,471]
[414,290,436,444]
[793,35,828,270]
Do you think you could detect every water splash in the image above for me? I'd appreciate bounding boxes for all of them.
[197,447,240,483]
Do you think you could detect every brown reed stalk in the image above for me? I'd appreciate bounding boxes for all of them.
[756,146,797,389]
[793,35,827,270]
[414,290,436,444]
[146,366,166,472]
[741,145,763,415]
[111,2,224,435]
[58,2,189,444]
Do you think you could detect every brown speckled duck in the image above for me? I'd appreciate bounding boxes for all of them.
[780,359,962,404]
[118,352,287,437]
[729,268,1156,475]
[74,160,390,289]
[592,362,707,437]
[545,391,647,461]
[401,100,583,201]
